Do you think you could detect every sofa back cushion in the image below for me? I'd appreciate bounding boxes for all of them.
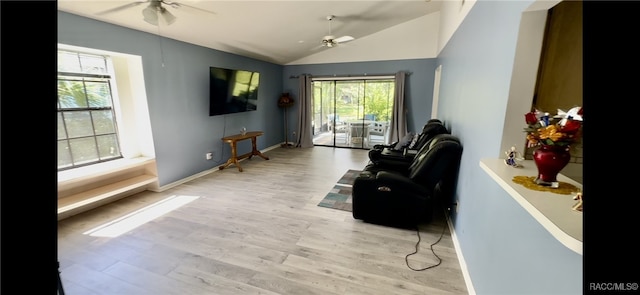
[408,134,463,192]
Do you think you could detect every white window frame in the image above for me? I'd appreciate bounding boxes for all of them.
[57,44,156,180]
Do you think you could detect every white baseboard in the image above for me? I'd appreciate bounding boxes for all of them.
[446,213,476,295]
[154,144,282,192]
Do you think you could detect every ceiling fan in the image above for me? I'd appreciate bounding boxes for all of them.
[96,0,216,26]
[321,15,355,48]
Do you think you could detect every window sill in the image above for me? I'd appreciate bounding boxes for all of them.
[58,157,156,184]
[479,158,582,255]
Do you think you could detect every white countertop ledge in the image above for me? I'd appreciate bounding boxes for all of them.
[479,158,582,255]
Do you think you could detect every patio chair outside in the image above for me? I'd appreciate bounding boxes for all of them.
[368,122,388,144]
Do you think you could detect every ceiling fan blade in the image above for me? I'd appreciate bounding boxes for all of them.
[159,8,177,25]
[334,36,355,44]
[96,0,149,15]
[142,5,159,25]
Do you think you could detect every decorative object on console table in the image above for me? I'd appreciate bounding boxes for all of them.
[278,93,294,148]
[524,106,582,188]
[572,192,583,212]
[504,146,524,168]
[532,144,571,186]
[511,175,580,195]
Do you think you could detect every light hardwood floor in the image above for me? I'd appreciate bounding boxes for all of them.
[58,146,469,295]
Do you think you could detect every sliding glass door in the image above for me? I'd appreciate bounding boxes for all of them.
[312,77,394,149]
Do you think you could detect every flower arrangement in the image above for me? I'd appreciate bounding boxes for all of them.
[524,106,583,148]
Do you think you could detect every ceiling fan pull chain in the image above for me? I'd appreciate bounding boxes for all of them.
[156,23,166,67]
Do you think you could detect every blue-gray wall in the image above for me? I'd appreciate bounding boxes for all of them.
[283,59,438,134]
[58,10,437,187]
[58,11,284,186]
[436,1,581,294]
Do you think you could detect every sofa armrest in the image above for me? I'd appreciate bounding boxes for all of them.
[372,141,398,150]
[353,171,428,198]
[374,171,428,194]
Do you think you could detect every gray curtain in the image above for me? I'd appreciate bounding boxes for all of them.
[295,74,314,148]
[388,71,408,143]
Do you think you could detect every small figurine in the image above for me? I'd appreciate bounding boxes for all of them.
[541,112,550,126]
[504,146,523,168]
[572,192,583,212]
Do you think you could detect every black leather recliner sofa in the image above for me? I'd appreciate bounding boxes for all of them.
[352,134,463,228]
[368,119,449,170]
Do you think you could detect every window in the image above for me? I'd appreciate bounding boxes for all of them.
[57,50,123,170]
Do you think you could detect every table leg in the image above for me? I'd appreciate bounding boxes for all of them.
[219,141,243,172]
[251,137,269,160]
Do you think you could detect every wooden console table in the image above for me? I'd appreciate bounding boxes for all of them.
[219,131,269,172]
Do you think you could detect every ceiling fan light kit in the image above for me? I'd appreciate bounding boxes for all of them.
[143,2,176,26]
[142,5,176,26]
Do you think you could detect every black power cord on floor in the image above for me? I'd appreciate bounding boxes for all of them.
[404,208,448,271]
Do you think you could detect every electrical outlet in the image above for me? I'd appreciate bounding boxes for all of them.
[292,131,296,137]
[206,152,213,160]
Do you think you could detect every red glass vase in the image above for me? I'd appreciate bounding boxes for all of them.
[532,144,571,187]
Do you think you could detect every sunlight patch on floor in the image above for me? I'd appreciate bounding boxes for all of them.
[83,195,200,237]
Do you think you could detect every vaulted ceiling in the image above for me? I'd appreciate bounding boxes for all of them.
[57,0,444,65]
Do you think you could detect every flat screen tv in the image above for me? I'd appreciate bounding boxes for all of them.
[209,66,260,116]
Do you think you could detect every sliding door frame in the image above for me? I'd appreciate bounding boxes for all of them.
[311,75,395,149]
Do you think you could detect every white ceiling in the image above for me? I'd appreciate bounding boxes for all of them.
[57,0,444,65]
